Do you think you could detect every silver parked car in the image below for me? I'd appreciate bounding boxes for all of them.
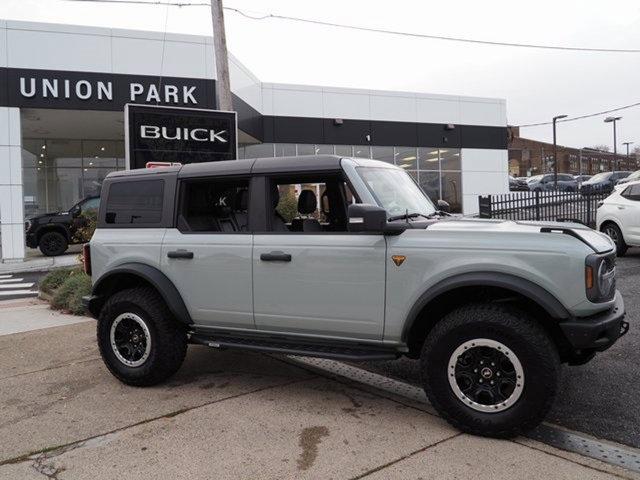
[83,155,627,438]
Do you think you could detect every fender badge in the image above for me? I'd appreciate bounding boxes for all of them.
[391,255,406,267]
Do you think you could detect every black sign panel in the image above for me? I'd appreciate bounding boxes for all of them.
[0,67,216,111]
[126,104,237,169]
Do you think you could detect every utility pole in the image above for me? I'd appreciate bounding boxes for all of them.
[622,141,633,170]
[552,114,567,189]
[210,0,233,111]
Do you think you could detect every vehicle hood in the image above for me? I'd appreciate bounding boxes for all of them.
[426,217,614,253]
[27,211,70,222]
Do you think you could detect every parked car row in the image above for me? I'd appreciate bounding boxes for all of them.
[509,170,640,194]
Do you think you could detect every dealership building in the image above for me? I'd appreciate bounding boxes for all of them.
[0,19,509,262]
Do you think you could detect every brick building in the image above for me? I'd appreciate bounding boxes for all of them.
[508,126,639,177]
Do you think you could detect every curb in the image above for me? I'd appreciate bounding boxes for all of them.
[0,256,80,275]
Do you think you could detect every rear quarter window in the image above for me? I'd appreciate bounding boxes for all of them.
[104,179,164,224]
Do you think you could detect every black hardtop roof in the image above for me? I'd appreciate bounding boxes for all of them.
[106,155,345,180]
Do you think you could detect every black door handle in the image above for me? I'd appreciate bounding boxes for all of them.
[167,250,194,259]
[260,251,292,262]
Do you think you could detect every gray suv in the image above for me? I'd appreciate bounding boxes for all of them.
[83,155,628,438]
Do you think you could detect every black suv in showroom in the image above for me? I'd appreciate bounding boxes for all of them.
[25,196,100,256]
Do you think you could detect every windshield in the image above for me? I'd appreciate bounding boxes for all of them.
[526,175,543,183]
[589,172,611,182]
[627,170,640,180]
[356,167,436,218]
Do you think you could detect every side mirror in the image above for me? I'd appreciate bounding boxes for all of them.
[348,204,405,235]
[69,205,81,217]
[437,199,450,213]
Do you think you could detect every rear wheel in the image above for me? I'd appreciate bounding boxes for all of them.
[421,304,560,438]
[601,223,628,257]
[38,231,68,256]
[97,287,187,386]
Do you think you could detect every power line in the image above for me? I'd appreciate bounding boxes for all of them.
[517,101,640,127]
[66,0,640,53]
[223,7,640,54]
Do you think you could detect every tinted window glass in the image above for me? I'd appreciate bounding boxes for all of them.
[82,197,100,212]
[178,179,250,232]
[105,180,164,224]
[625,184,640,200]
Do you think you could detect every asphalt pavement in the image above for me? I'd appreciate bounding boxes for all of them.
[361,247,640,449]
[0,271,42,301]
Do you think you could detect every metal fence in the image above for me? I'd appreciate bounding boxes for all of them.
[478,189,610,227]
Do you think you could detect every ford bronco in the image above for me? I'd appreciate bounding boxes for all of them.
[83,155,628,437]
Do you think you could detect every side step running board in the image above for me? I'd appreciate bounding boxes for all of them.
[189,334,399,361]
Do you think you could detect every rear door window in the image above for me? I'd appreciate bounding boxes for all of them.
[105,180,164,224]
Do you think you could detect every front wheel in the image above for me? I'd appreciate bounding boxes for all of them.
[39,231,68,256]
[97,287,187,386]
[602,223,628,257]
[421,304,560,438]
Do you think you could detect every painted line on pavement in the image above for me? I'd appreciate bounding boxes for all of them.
[0,278,24,283]
[0,283,35,289]
[0,290,38,297]
[288,356,640,474]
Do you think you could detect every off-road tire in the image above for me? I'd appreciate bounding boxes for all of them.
[420,303,560,438]
[38,231,68,256]
[601,222,628,257]
[97,287,187,386]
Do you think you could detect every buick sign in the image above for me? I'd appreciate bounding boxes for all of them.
[125,104,237,169]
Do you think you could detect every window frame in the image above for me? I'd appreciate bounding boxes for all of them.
[97,173,176,229]
[175,174,253,235]
[257,170,362,235]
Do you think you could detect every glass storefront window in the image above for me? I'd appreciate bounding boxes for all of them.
[441,172,462,211]
[371,146,394,163]
[275,144,296,157]
[22,139,125,216]
[353,146,371,158]
[296,144,316,156]
[440,149,461,171]
[418,147,440,171]
[315,145,334,155]
[334,145,352,157]
[245,143,274,158]
[395,147,417,170]
[419,171,440,205]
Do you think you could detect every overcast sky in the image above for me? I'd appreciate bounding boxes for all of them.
[3,0,640,151]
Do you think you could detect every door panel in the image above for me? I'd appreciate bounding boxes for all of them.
[253,234,387,340]
[161,228,253,328]
[620,198,640,244]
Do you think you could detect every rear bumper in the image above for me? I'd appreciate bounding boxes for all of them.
[559,291,628,352]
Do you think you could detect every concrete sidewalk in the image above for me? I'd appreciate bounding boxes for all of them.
[0,312,636,479]
[0,248,80,274]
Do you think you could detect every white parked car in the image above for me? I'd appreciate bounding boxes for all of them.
[597,180,640,256]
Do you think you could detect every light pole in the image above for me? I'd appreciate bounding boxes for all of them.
[553,114,567,189]
[604,116,622,172]
[622,141,633,170]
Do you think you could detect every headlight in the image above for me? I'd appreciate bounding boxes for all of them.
[24,220,31,232]
[585,252,616,302]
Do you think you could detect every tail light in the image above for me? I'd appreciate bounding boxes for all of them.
[82,243,92,276]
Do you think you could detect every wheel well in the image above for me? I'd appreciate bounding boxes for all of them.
[599,220,619,231]
[36,225,69,243]
[95,272,154,298]
[405,285,573,361]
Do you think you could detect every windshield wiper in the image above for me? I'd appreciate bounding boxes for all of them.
[387,212,431,222]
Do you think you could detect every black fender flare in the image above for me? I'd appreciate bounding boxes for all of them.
[401,271,571,342]
[90,262,192,325]
[37,224,71,243]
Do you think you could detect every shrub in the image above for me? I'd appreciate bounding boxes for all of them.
[39,267,75,294]
[51,271,92,315]
[72,210,97,244]
[277,189,299,223]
